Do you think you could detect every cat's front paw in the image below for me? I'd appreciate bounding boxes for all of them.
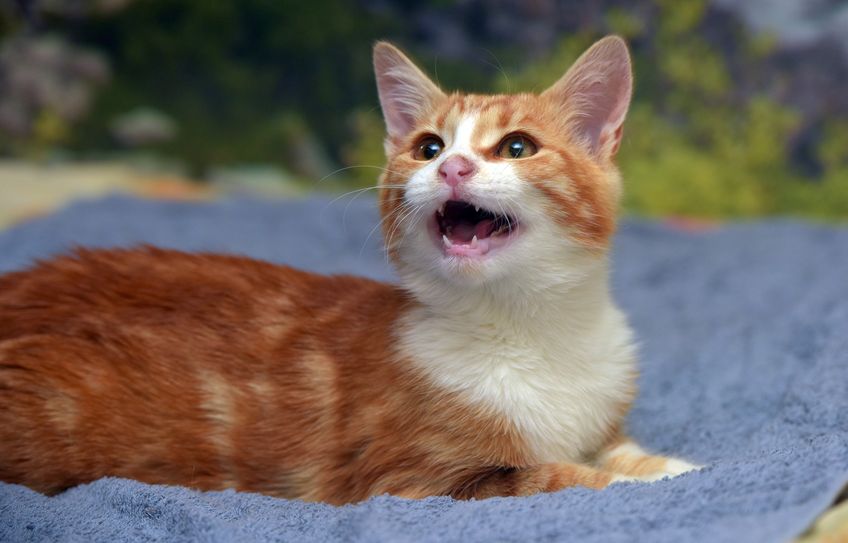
[661,458,703,478]
[610,459,704,484]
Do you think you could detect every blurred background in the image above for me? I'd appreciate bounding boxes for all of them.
[1,0,847,229]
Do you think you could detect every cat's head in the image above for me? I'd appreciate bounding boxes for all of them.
[373,37,632,300]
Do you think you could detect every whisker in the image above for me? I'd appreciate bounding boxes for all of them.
[315,164,409,184]
[341,186,406,228]
[381,204,418,257]
[320,184,406,226]
[325,184,404,208]
[495,198,513,235]
[502,194,522,235]
[360,203,407,258]
[489,159,519,235]
[386,204,421,253]
[479,47,511,93]
[384,204,426,264]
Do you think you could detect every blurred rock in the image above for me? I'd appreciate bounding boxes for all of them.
[207,164,304,197]
[110,108,178,147]
[0,35,109,138]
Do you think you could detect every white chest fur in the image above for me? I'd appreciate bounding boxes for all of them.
[399,282,636,464]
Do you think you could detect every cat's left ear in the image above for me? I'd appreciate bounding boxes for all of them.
[542,36,632,159]
[373,42,445,147]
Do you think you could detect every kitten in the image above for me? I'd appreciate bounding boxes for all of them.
[0,36,699,504]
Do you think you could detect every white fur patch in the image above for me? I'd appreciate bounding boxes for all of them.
[663,458,703,477]
[451,115,477,156]
[599,441,647,462]
[399,276,636,463]
[610,459,703,484]
[601,442,703,483]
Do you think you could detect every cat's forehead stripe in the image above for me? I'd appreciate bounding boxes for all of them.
[432,94,540,151]
[452,115,477,150]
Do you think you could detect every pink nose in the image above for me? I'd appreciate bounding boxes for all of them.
[438,155,477,187]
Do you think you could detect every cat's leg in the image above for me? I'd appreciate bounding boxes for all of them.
[450,462,636,499]
[594,437,702,482]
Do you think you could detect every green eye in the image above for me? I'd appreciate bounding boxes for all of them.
[413,136,444,161]
[497,134,538,159]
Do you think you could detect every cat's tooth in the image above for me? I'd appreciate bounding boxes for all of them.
[442,234,453,247]
[471,235,478,248]
[438,203,445,216]
[474,205,480,213]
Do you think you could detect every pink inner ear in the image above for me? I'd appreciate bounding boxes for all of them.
[376,69,421,139]
[544,37,633,158]
[583,66,631,153]
[373,43,444,142]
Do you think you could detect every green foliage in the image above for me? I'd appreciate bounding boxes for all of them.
[605,9,646,39]
[31,109,70,150]
[342,110,388,188]
[496,34,595,94]
[63,0,397,176]
[498,2,847,221]
[6,0,847,219]
[819,121,848,171]
[655,0,707,36]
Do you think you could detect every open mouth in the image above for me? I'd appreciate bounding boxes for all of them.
[433,200,518,257]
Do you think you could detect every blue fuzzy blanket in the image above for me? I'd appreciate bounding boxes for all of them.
[1,196,846,542]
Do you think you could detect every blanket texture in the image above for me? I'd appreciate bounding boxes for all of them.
[1,196,846,543]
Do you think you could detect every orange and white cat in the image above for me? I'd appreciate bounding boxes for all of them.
[0,36,699,504]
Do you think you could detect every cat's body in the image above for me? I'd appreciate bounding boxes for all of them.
[0,37,699,503]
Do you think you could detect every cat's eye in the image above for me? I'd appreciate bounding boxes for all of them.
[497,134,538,159]
[413,136,444,161]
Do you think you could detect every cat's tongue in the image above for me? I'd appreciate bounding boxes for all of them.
[475,219,495,239]
[452,219,495,242]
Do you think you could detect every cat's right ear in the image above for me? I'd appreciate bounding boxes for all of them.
[373,42,445,146]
